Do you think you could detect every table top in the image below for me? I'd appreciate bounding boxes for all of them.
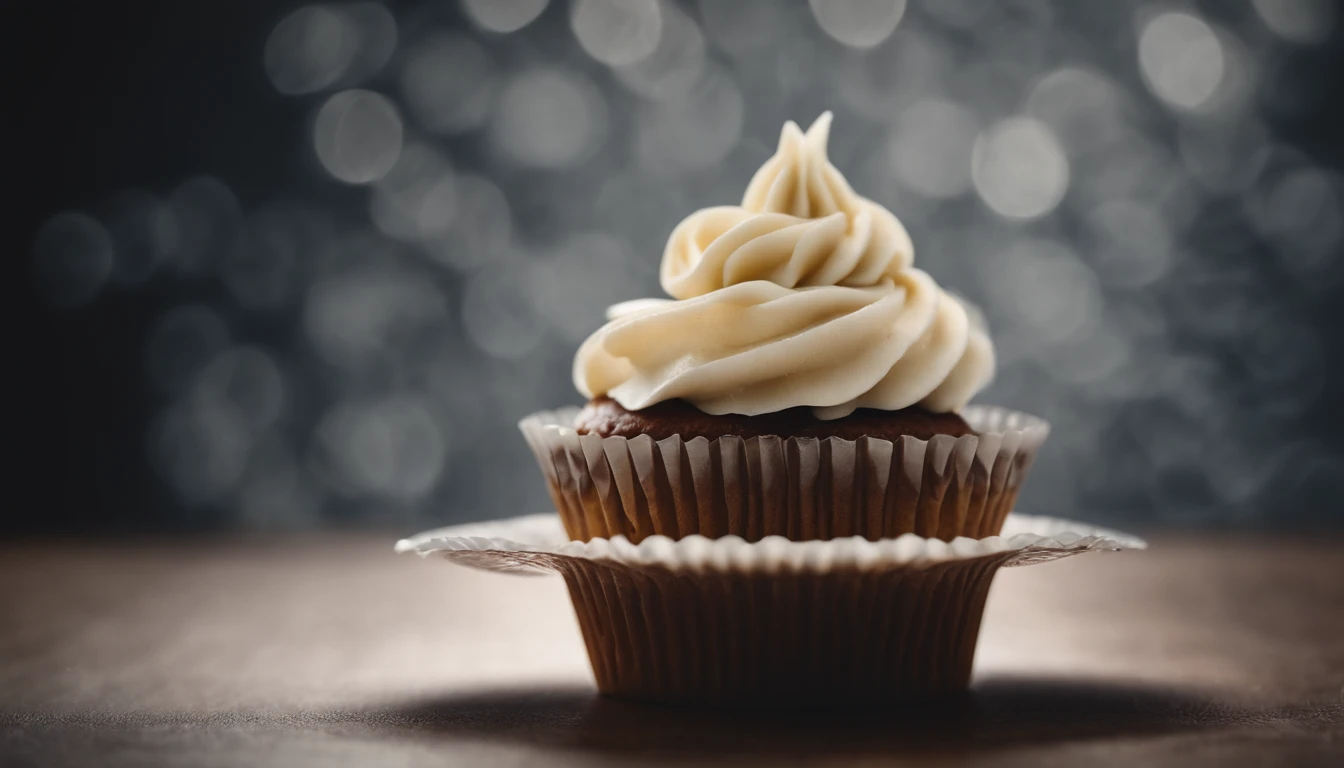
[1,530,1341,767]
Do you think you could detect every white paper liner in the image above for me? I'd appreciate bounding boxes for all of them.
[519,405,1051,544]
[395,512,1146,575]
[397,513,1144,704]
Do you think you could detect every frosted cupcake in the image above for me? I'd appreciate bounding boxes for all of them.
[523,113,1048,544]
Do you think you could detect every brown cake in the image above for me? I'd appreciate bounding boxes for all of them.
[575,396,974,441]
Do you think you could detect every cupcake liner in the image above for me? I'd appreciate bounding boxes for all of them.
[397,513,1144,705]
[519,405,1049,544]
[558,557,1005,704]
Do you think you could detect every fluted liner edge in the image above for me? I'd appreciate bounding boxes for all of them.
[521,405,1050,543]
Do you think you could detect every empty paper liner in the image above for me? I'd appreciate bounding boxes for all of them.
[397,514,1144,705]
[519,405,1050,544]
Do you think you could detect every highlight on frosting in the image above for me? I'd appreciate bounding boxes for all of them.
[574,112,995,419]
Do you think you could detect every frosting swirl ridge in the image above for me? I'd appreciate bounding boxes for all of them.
[574,113,994,419]
[661,114,913,299]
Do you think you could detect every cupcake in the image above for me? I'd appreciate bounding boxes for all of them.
[522,113,1048,544]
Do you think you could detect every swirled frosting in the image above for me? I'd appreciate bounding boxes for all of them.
[574,113,994,419]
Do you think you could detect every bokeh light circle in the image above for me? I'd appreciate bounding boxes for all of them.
[195,346,287,429]
[462,266,548,359]
[146,304,232,395]
[490,69,607,169]
[338,3,398,83]
[1025,67,1128,155]
[236,434,320,529]
[983,239,1102,350]
[100,190,179,286]
[698,0,779,56]
[313,89,403,184]
[1138,12,1226,112]
[167,175,243,275]
[572,0,663,67]
[461,0,550,34]
[615,1,706,101]
[303,262,446,371]
[399,33,496,135]
[1239,314,1322,385]
[264,6,354,95]
[31,211,114,308]
[1250,166,1344,284]
[223,208,307,310]
[423,173,512,272]
[918,0,987,29]
[1252,0,1337,45]
[152,397,253,504]
[887,99,979,199]
[314,394,447,500]
[635,67,744,175]
[1086,200,1175,289]
[1179,121,1271,193]
[527,233,642,342]
[971,117,1070,220]
[1045,323,1134,387]
[370,142,456,243]
[809,0,907,49]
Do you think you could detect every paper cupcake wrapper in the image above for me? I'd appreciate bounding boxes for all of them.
[519,405,1049,544]
[398,514,1144,705]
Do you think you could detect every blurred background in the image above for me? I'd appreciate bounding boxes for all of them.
[9,0,1344,535]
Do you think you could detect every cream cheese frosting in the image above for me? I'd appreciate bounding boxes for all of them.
[574,113,995,419]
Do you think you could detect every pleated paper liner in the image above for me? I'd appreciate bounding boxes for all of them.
[520,405,1050,544]
[559,556,1009,705]
[397,514,1145,706]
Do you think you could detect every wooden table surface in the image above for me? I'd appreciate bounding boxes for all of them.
[1,532,1341,767]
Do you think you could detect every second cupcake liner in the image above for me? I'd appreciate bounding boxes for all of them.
[559,555,1007,704]
[397,513,1145,705]
[520,405,1051,543]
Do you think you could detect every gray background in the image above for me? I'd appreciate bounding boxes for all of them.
[15,0,1344,533]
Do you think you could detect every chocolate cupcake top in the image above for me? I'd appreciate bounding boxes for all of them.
[574,113,995,420]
